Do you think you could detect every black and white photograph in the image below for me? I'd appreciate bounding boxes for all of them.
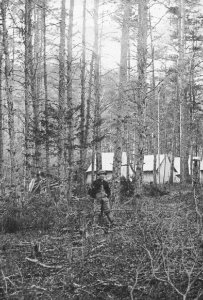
[0,0,203,299]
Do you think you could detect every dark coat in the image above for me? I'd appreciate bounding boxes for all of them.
[89,179,111,199]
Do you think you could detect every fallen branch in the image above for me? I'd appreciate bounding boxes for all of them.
[30,284,47,291]
[25,257,62,269]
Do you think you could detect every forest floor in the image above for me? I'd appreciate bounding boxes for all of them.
[0,186,203,300]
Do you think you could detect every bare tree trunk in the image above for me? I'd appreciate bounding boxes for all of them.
[58,0,66,196]
[135,0,148,194]
[111,0,130,205]
[126,41,131,181]
[91,148,96,184]
[124,118,130,181]
[24,0,34,192]
[87,53,94,185]
[169,86,178,184]
[27,1,41,172]
[179,0,190,184]
[43,0,50,183]
[0,23,3,197]
[93,0,102,173]
[0,24,3,183]
[189,37,196,178]
[79,0,87,194]
[169,122,176,184]
[149,11,157,186]
[85,53,94,145]
[153,143,157,185]
[66,0,74,201]
[33,1,42,170]
[1,0,15,187]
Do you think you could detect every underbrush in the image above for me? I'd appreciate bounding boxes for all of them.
[0,190,203,299]
[0,194,93,234]
[0,195,58,233]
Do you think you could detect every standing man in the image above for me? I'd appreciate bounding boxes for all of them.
[89,170,114,228]
[29,172,41,194]
[29,171,45,195]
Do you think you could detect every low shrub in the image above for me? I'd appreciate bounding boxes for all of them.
[120,176,134,199]
[22,194,58,230]
[1,205,22,233]
[143,182,169,197]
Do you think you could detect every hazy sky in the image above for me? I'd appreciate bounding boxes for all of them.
[62,0,172,71]
[71,0,121,70]
[73,0,171,67]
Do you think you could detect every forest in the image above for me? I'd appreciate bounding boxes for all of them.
[0,0,203,299]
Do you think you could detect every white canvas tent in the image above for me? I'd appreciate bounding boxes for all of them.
[174,156,203,183]
[86,152,133,184]
[142,154,172,184]
[86,153,172,184]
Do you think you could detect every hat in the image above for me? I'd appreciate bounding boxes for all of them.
[97,170,107,175]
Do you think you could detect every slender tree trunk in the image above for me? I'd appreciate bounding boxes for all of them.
[0,24,3,186]
[169,86,178,184]
[24,0,30,189]
[126,41,131,181]
[1,0,15,187]
[135,0,148,194]
[58,0,66,195]
[149,10,157,186]
[93,0,102,173]
[85,52,94,151]
[34,2,43,169]
[86,53,94,185]
[24,0,33,190]
[169,118,176,184]
[91,148,96,184]
[124,118,130,181]
[179,0,190,184]
[112,0,130,205]
[67,0,74,201]
[79,0,86,194]
[43,0,50,182]
[30,2,41,171]
[189,40,196,177]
